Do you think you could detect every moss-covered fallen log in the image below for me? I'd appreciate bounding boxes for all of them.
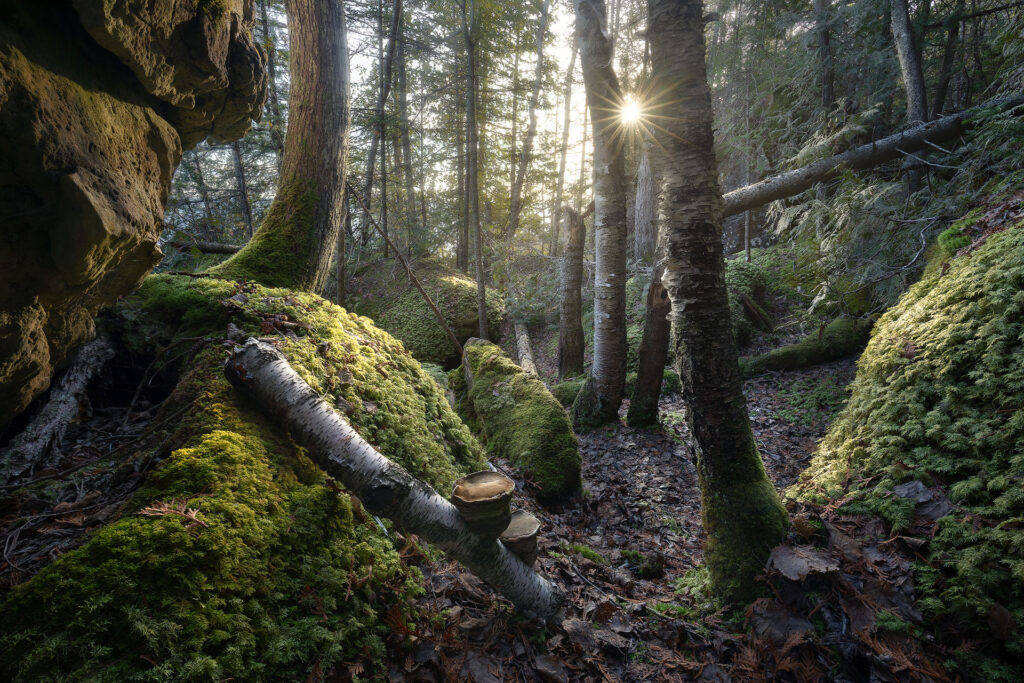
[0,274,487,680]
[225,338,563,618]
[452,339,581,504]
[740,317,873,377]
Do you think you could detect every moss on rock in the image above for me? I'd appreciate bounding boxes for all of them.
[349,262,504,368]
[0,274,485,680]
[792,221,1024,675]
[454,339,581,504]
[740,316,873,376]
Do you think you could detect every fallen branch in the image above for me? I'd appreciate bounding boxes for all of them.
[1,335,115,483]
[722,95,1024,217]
[224,339,564,619]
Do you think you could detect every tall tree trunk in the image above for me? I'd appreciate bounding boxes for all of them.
[359,0,402,246]
[932,0,964,118]
[188,152,217,239]
[461,0,488,340]
[570,0,628,430]
[550,44,578,257]
[648,0,787,603]
[576,104,588,211]
[891,0,929,192]
[457,97,468,272]
[626,262,670,427]
[381,115,389,258]
[507,0,551,239]
[337,194,348,305]
[814,0,834,111]
[209,0,350,291]
[396,15,418,253]
[231,141,255,238]
[557,207,586,379]
[257,0,285,161]
[633,144,655,264]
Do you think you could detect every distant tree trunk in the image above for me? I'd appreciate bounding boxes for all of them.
[337,194,348,305]
[396,15,418,252]
[381,116,389,258]
[188,153,217,239]
[570,0,628,430]
[461,0,488,340]
[814,0,834,111]
[576,104,588,211]
[633,145,655,264]
[550,44,578,257]
[649,0,787,603]
[209,0,350,292]
[932,0,964,118]
[258,0,285,161]
[507,0,551,239]
[557,207,586,379]
[891,0,929,192]
[359,0,402,246]
[626,262,670,428]
[457,99,468,272]
[231,142,255,238]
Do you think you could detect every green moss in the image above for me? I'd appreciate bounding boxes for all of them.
[0,274,485,680]
[349,263,504,368]
[725,258,773,345]
[420,362,449,391]
[563,543,608,565]
[792,221,1024,669]
[455,340,581,503]
[552,370,680,409]
[206,182,319,290]
[740,316,872,376]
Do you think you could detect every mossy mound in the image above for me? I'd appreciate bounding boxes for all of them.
[349,261,505,368]
[551,369,680,408]
[452,340,582,504]
[792,223,1024,677]
[739,316,872,377]
[0,274,485,681]
[724,258,774,346]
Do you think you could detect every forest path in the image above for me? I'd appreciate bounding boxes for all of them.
[395,358,858,682]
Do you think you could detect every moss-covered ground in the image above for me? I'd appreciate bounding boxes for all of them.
[793,220,1024,678]
[348,261,504,368]
[0,274,485,681]
[452,340,581,504]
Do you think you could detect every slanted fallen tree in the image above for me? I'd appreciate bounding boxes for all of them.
[722,95,1024,217]
[740,317,873,376]
[225,338,563,619]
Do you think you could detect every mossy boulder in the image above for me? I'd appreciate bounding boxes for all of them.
[0,274,485,680]
[349,261,505,368]
[453,339,581,504]
[739,316,873,376]
[792,221,1024,675]
[0,2,266,429]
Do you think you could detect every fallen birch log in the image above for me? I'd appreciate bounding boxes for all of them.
[224,338,564,619]
[1,335,115,483]
[514,322,538,376]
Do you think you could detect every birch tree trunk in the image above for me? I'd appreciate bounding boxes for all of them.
[633,145,656,264]
[550,44,578,257]
[570,0,628,430]
[209,0,350,292]
[626,263,670,428]
[507,0,551,239]
[649,0,788,602]
[891,0,929,192]
[461,0,488,340]
[557,207,586,379]
[225,339,564,619]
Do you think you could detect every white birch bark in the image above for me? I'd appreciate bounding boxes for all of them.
[224,339,563,619]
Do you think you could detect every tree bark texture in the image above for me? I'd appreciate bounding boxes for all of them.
[1,335,114,482]
[224,339,563,619]
[209,0,350,292]
[633,145,656,264]
[462,2,489,340]
[557,207,586,379]
[507,0,551,239]
[570,0,628,430]
[626,264,670,428]
[720,95,1024,217]
[231,142,255,238]
[648,0,787,602]
[514,322,538,376]
[550,44,578,257]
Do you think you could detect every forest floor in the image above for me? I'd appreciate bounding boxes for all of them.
[386,356,957,682]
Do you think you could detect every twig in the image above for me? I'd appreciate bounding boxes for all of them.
[896,148,962,170]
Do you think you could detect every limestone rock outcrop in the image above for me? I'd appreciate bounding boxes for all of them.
[0,1,266,428]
